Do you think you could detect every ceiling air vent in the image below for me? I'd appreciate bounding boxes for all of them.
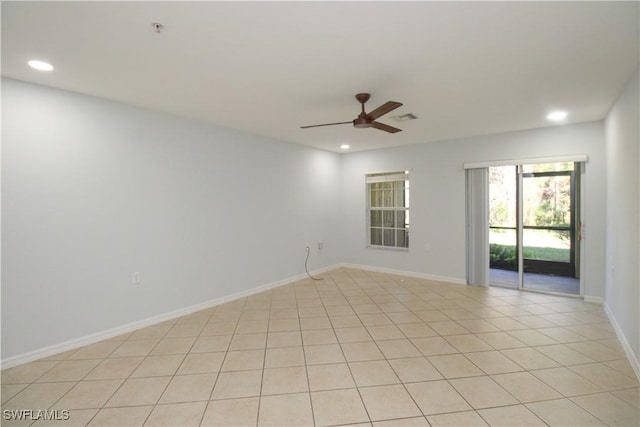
[391,113,418,122]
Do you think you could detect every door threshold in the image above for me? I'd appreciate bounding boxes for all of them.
[489,282,583,299]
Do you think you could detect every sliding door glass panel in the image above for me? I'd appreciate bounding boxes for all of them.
[523,229,570,263]
[489,166,518,288]
[522,164,578,294]
[522,175,571,230]
[489,228,518,287]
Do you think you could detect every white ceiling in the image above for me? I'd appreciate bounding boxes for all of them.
[2,1,638,153]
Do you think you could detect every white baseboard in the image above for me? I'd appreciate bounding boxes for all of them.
[584,295,604,304]
[603,303,640,380]
[0,264,341,370]
[339,263,467,285]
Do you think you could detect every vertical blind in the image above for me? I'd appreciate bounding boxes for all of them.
[466,168,489,286]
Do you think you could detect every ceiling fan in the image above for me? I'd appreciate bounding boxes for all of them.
[301,93,403,134]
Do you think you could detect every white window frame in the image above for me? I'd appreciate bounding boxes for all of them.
[366,171,410,250]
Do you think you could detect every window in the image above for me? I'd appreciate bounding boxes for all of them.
[366,171,409,249]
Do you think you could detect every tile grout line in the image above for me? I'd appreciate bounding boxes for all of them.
[2,267,637,427]
[330,273,375,425]
[141,316,199,426]
[294,277,321,427]
[367,277,432,424]
[181,305,229,427]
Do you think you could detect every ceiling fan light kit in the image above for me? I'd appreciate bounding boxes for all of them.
[301,93,403,134]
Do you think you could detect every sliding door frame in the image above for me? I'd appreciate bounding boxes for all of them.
[465,155,587,297]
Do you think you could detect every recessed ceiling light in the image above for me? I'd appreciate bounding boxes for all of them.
[28,60,54,71]
[340,144,350,150]
[546,110,568,122]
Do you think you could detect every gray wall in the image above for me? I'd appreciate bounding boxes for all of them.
[2,78,343,360]
[3,76,629,368]
[339,121,607,299]
[605,69,639,366]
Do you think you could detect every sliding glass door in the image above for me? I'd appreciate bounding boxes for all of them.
[489,162,580,295]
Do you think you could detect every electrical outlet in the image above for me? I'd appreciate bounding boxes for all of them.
[132,272,141,285]
[318,241,324,250]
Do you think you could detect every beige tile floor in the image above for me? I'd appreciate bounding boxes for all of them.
[2,268,639,426]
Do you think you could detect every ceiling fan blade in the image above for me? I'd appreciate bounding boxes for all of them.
[365,101,403,121]
[300,121,352,129]
[371,121,402,134]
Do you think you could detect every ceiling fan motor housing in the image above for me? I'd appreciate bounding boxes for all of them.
[353,117,371,128]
